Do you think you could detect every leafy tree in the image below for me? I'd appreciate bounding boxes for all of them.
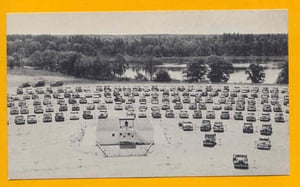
[29,50,44,68]
[154,69,172,82]
[245,63,265,83]
[276,62,288,84]
[143,57,156,81]
[207,57,234,83]
[183,60,208,82]
[112,54,128,77]
[135,73,148,81]
[7,56,15,69]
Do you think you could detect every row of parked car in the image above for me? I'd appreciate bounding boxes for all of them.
[8,83,289,126]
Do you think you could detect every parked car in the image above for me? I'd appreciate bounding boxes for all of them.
[260,124,272,135]
[233,111,244,120]
[27,115,37,124]
[45,104,54,112]
[79,97,88,104]
[233,154,249,169]
[49,81,62,87]
[86,103,95,110]
[260,113,271,122]
[213,122,224,132]
[161,103,170,110]
[246,113,256,122]
[126,111,136,118]
[200,120,211,132]
[59,104,68,112]
[114,103,123,110]
[179,110,189,118]
[206,111,215,119]
[20,106,29,114]
[174,102,183,110]
[247,104,256,112]
[68,97,77,104]
[69,111,80,120]
[83,110,93,119]
[14,115,25,125]
[71,104,80,111]
[192,110,202,119]
[203,133,216,147]
[273,104,282,112]
[243,123,254,133]
[235,104,245,111]
[34,105,44,114]
[220,111,230,119]
[43,113,52,123]
[138,112,147,118]
[274,113,285,122]
[152,110,162,118]
[165,110,175,118]
[224,103,233,110]
[263,104,272,112]
[256,137,271,150]
[182,121,193,131]
[55,112,65,122]
[189,103,197,110]
[9,107,19,115]
[212,103,222,110]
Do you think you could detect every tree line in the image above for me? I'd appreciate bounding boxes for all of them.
[7,34,288,83]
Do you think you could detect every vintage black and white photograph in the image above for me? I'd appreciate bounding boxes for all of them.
[7,10,289,179]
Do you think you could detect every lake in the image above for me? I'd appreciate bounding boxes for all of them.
[124,62,284,84]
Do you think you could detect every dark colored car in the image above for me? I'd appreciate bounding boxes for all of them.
[55,112,65,122]
[233,154,249,169]
[200,120,211,132]
[243,123,254,133]
[83,111,93,119]
[203,133,216,147]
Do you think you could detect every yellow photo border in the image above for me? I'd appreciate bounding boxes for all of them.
[0,0,299,186]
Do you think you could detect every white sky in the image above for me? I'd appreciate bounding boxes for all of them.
[6,10,288,35]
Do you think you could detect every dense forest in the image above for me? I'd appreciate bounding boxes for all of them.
[7,34,288,83]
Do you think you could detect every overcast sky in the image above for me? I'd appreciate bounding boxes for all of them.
[7,10,288,35]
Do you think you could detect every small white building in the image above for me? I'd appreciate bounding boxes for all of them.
[96,117,154,148]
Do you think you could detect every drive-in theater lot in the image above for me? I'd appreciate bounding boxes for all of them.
[7,74,289,179]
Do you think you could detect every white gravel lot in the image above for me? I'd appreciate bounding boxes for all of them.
[7,74,289,179]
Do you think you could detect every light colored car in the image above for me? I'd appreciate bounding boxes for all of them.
[179,110,189,118]
[138,112,147,118]
[182,121,193,131]
[165,110,175,118]
[70,111,80,120]
[213,122,224,133]
[43,113,52,122]
[15,115,25,125]
[257,137,271,150]
[260,113,271,122]
[27,115,37,124]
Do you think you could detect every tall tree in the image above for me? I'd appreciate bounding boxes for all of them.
[207,56,234,83]
[143,57,156,81]
[154,69,172,82]
[112,54,128,77]
[245,63,265,83]
[276,62,288,84]
[183,60,208,82]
